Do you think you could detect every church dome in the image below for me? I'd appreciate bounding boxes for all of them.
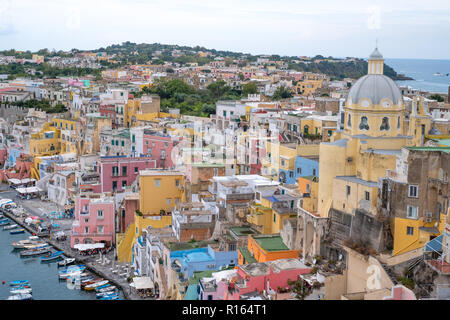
[348,74,402,106]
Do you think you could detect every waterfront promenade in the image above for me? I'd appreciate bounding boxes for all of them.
[0,186,151,300]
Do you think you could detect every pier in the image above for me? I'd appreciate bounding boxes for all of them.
[1,207,144,300]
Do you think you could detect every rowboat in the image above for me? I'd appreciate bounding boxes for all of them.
[81,278,104,288]
[7,293,33,300]
[96,285,117,293]
[0,220,10,226]
[10,287,32,294]
[59,265,86,274]
[10,280,30,286]
[23,243,50,250]
[84,280,109,291]
[10,228,25,235]
[41,251,64,262]
[20,247,50,257]
[100,295,120,300]
[94,283,111,292]
[96,290,118,298]
[58,258,76,267]
[3,224,18,230]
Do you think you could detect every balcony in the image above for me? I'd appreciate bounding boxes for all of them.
[80,211,89,216]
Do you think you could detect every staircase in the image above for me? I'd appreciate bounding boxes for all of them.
[380,263,398,285]
[408,256,424,273]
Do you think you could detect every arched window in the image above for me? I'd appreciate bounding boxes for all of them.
[380,117,390,131]
[359,116,369,130]
[397,116,401,129]
[347,114,351,127]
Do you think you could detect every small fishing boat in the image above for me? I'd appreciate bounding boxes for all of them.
[59,265,86,274]
[10,287,32,294]
[11,237,46,249]
[96,290,118,299]
[0,220,10,226]
[10,280,30,286]
[10,228,25,235]
[7,293,32,300]
[3,224,18,230]
[94,283,111,292]
[23,243,50,250]
[57,258,76,267]
[0,217,8,222]
[20,247,50,257]
[83,280,109,291]
[96,285,117,293]
[100,295,120,300]
[80,278,104,288]
[41,251,64,262]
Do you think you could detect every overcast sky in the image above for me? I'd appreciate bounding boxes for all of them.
[0,0,449,59]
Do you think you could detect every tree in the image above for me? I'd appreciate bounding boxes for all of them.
[206,80,230,100]
[272,85,293,100]
[430,94,444,102]
[242,82,257,97]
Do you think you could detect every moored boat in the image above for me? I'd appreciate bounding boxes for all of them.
[96,285,117,293]
[0,220,10,226]
[96,290,118,298]
[3,224,18,230]
[7,293,32,300]
[10,280,30,286]
[100,295,120,300]
[20,247,50,257]
[10,287,32,294]
[83,280,109,291]
[41,251,64,262]
[10,228,25,235]
[57,258,76,267]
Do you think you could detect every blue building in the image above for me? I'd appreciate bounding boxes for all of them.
[170,245,237,280]
[279,156,319,184]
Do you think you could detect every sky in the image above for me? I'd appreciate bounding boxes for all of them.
[0,0,449,60]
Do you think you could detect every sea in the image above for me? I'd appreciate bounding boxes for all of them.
[0,224,122,300]
[385,58,450,94]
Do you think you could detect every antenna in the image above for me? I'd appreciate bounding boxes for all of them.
[375,38,378,49]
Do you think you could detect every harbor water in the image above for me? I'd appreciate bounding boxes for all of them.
[0,224,122,300]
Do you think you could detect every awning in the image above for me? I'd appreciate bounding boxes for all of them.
[16,187,42,194]
[74,243,105,251]
[132,277,154,290]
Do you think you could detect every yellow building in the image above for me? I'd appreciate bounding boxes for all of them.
[317,47,432,220]
[298,176,319,214]
[29,123,60,157]
[125,95,161,128]
[247,194,298,234]
[116,170,187,262]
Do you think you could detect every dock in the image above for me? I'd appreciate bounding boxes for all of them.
[0,207,142,300]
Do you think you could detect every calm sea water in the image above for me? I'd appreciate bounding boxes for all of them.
[0,225,115,300]
[385,58,450,94]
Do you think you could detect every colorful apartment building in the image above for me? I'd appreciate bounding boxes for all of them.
[223,259,311,300]
[71,195,115,248]
[97,155,156,193]
[141,130,176,168]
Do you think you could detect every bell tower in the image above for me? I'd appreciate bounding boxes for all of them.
[368,46,384,75]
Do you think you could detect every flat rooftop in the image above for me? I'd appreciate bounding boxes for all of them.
[252,234,290,252]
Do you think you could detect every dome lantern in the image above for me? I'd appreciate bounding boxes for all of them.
[368,47,384,75]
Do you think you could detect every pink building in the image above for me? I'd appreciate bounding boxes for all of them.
[71,195,115,248]
[97,156,156,193]
[223,259,311,300]
[142,130,176,169]
[383,285,417,300]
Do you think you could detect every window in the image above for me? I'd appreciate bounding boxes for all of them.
[359,116,370,130]
[112,166,119,176]
[346,185,351,196]
[122,166,127,176]
[223,110,227,117]
[312,169,316,176]
[132,135,135,143]
[121,140,124,147]
[154,179,161,187]
[406,226,414,235]
[281,159,285,166]
[112,181,117,191]
[297,167,301,175]
[166,198,171,205]
[122,180,127,187]
[407,205,418,219]
[84,227,89,234]
[164,142,168,147]
[134,167,138,173]
[84,218,89,223]
[365,191,370,201]
[147,148,152,156]
[289,171,293,178]
[175,179,180,187]
[97,225,104,234]
[347,114,351,127]
[408,185,418,198]
[397,116,401,129]
[97,210,104,218]
[273,214,276,222]
[380,117,390,131]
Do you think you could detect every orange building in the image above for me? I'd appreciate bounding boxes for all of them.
[238,234,299,265]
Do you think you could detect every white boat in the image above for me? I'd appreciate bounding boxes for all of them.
[7,293,32,300]
[3,224,18,230]
[10,287,32,294]
[12,239,47,249]
[58,258,76,267]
